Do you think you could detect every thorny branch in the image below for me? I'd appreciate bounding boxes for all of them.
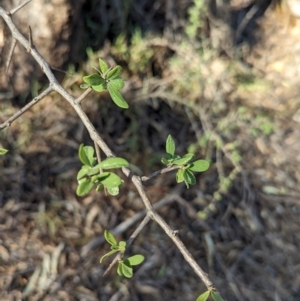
[0,3,217,292]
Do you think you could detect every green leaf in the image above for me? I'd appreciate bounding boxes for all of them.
[173,153,195,165]
[78,144,89,165]
[101,172,123,188]
[183,169,196,185]
[76,178,94,196]
[104,230,117,246]
[77,165,90,180]
[107,83,129,109]
[109,77,125,90]
[120,261,133,278]
[107,186,120,196]
[92,172,111,183]
[83,74,103,86]
[161,157,169,165]
[78,144,94,166]
[99,249,118,263]
[80,83,89,89]
[189,160,210,172]
[99,58,109,74]
[126,254,145,266]
[107,65,122,80]
[118,241,126,251]
[98,157,129,169]
[0,148,8,155]
[196,291,210,301]
[176,169,185,183]
[92,81,106,92]
[166,135,175,156]
[96,183,104,191]
[211,291,225,301]
[117,262,123,276]
[87,165,101,176]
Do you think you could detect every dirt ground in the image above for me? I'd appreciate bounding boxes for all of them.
[1,1,300,301]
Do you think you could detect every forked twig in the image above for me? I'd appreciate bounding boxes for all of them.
[8,0,31,16]
[141,165,180,181]
[0,3,216,292]
[75,87,92,104]
[102,214,151,277]
[0,86,53,129]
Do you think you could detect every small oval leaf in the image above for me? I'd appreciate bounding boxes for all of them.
[189,160,210,172]
[107,186,120,196]
[85,146,95,166]
[126,254,145,266]
[196,291,210,301]
[77,166,90,180]
[107,65,122,80]
[101,172,123,188]
[83,74,103,86]
[107,83,129,109]
[161,157,169,165]
[78,144,89,165]
[176,169,185,183]
[93,172,111,181]
[76,178,94,196]
[98,157,129,169]
[173,153,194,165]
[117,262,123,276]
[166,135,175,156]
[0,148,8,155]
[96,183,104,192]
[80,83,89,89]
[92,82,106,92]
[211,291,225,301]
[121,262,133,278]
[78,144,94,166]
[183,169,196,185]
[104,230,117,246]
[99,58,109,74]
[109,78,125,90]
[118,241,126,251]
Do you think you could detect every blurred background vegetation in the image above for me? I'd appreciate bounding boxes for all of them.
[1,0,300,300]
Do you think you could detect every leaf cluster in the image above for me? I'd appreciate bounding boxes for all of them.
[81,58,129,109]
[100,230,145,278]
[161,135,210,188]
[76,144,129,196]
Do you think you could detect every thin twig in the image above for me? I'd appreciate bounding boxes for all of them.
[28,26,33,51]
[0,6,217,292]
[75,87,92,104]
[94,141,102,164]
[235,4,259,43]
[102,214,151,277]
[102,252,122,278]
[141,165,180,181]
[81,192,180,256]
[127,213,151,245]
[94,140,107,194]
[0,86,53,129]
[5,39,16,74]
[8,0,31,16]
